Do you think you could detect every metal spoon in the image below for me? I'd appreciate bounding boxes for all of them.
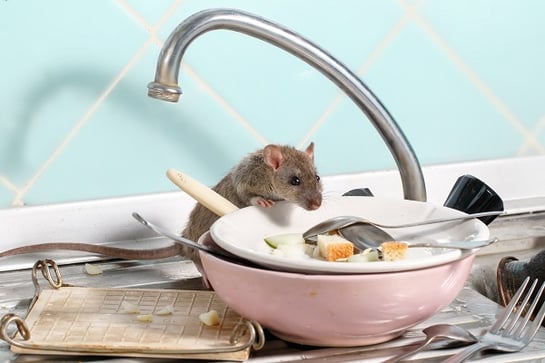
[340,227,498,251]
[131,212,255,266]
[303,211,503,246]
[382,324,478,363]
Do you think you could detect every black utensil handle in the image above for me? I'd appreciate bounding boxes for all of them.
[343,188,374,197]
[443,174,504,225]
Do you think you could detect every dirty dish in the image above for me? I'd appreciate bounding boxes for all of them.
[210,196,489,274]
[303,211,501,248]
[198,231,477,346]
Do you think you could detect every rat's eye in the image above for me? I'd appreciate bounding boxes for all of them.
[316,175,320,182]
[290,176,301,186]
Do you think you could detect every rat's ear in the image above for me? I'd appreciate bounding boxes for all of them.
[263,145,284,171]
[304,142,315,160]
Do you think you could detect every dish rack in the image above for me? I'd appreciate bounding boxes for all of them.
[0,259,264,361]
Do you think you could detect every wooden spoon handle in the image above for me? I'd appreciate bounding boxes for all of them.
[166,168,239,217]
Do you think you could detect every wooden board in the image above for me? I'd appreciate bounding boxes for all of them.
[10,287,251,360]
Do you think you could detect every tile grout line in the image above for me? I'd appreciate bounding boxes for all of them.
[12,39,153,206]
[299,8,412,149]
[11,2,183,207]
[0,176,20,195]
[399,0,545,154]
[116,0,156,33]
[518,114,545,155]
[115,0,176,46]
[182,65,270,146]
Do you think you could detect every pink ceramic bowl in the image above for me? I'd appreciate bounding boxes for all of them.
[198,232,475,347]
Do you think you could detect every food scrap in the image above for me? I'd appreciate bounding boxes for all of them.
[155,305,174,315]
[316,234,354,261]
[119,301,176,322]
[120,301,140,314]
[347,248,380,262]
[84,263,103,275]
[380,241,409,261]
[264,232,410,263]
[136,314,154,323]
[199,310,220,326]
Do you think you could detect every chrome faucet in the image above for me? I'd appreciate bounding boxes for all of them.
[147,8,427,201]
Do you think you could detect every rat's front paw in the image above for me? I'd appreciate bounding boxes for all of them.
[250,196,276,208]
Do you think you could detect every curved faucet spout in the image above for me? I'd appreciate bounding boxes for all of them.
[148,8,427,201]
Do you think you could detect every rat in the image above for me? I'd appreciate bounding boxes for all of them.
[0,143,323,263]
[180,142,322,261]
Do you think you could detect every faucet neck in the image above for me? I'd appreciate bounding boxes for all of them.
[148,8,426,201]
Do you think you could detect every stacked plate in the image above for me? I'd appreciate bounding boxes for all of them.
[209,196,489,274]
[197,196,490,347]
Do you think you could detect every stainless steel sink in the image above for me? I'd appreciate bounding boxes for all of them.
[2,198,545,361]
[468,211,545,304]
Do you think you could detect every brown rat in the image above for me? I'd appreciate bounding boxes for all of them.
[0,143,322,264]
[181,142,322,242]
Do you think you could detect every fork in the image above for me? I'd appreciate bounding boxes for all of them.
[443,276,545,363]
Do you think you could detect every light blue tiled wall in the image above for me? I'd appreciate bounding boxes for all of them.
[1,0,544,208]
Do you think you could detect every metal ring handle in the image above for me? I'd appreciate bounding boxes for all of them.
[0,313,30,344]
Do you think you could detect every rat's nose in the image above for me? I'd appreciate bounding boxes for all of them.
[307,198,322,211]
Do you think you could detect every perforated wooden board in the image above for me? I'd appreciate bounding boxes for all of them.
[11,287,251,360]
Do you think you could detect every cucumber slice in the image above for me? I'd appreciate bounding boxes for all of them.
[264,233,305,248]
[347,250,380,262]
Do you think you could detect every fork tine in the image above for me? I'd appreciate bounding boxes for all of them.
[506,278,539,334]
[511,279,541,336]
[443,277,543,363]
[490,276,531,333]
[520,280,545,341]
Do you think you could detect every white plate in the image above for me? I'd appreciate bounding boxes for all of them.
[210,196,490,274]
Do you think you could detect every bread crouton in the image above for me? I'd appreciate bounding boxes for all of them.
[317,234,354,261]
[380,241,408,261]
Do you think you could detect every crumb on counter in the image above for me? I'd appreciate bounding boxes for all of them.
[155,305,174,315]
[199,310,220,326]
[120,301,140,314]
[137,314,153,322]
[84,263,103,275]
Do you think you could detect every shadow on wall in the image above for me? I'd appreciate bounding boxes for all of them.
[3,66,245,177]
